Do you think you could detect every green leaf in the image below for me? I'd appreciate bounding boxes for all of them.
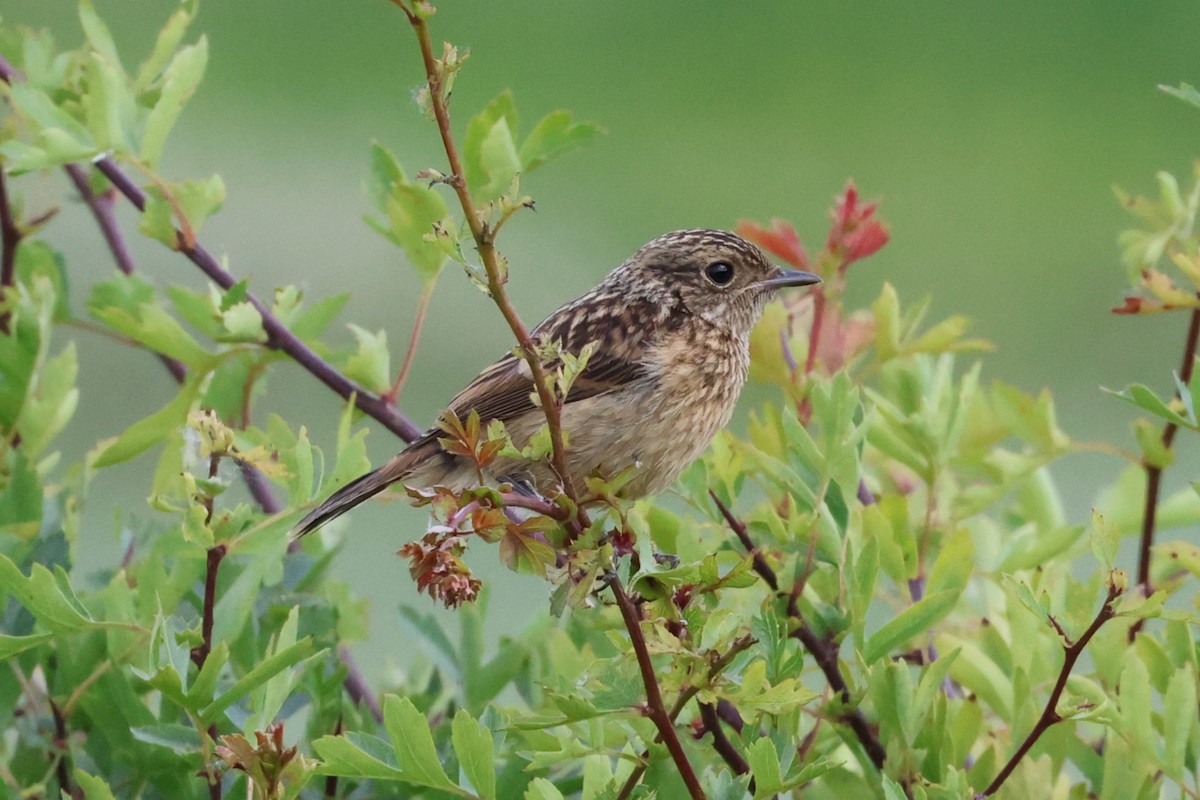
[342,324,391,393]
[0,450,43,539]
[1118,649,1156,759]
[218,301,267,343]
[1160,82,1200,110]
[463,92,519,198]
[93,375,203,467]
[74,770,119,800]
[383,694,458,791]
[203,638,318,721]
[82,51,136,153]
[524,778,565,800]
[130,723,201,754]
[1105,382,1195,430]
[134,1,198,90]
[79,0,123,70]
[864,589,959,664]
[747,738,783,798]
[291,292,350,341]
[15,342,79,459]
[139,176,226,247]
[519,110,601,172]
[313,733,405,780]
[0,554,96,634]
[452,709,496,800]
[244,607,321,735]
[476,115,521,200]
[88,278,212,368]
[186,641,229,709]
[1090,510,1119,570]
[0,631,54,660]
[141,37,208,166]
[1162,662,1197,780]
[365,142,450,282]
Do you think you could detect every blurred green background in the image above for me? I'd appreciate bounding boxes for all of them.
[5,1,1200,679]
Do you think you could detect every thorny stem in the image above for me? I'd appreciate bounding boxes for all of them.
[383,280,435,404]
[397,3,586,529]
[608,573,707,800]
[710,492,888,772]
[1135,306,1200,608]
[982,581,1122,797]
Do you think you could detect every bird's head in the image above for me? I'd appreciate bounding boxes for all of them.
[615,228,821,333]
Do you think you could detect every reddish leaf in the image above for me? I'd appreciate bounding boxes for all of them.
[735,218,810,269]
[827,181,890,267]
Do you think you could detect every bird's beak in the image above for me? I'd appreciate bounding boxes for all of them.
[758,268,822,290]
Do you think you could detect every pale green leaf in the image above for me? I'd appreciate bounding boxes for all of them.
[384,694,457,791]
[864,589,958,664]
[452,709,496,800]
[519,110,601,172]
[313,732,405,779]
[141,38,208,166]
[93,375,203,467]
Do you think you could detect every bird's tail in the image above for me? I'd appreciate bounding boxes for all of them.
[292,438,439,537]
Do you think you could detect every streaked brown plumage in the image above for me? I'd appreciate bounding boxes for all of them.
[294,229,820,536]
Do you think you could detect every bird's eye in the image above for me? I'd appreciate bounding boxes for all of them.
[704,261,735,286]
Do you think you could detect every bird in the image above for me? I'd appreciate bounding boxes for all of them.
[293,228,820,536]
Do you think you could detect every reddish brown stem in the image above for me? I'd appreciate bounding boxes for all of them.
[87,157,421,443]
[804,288,826,375]
[1136,306,1200,598]
[399,7,585,525]
[337,645,384,723]
[699,701,751,778]
[63,163,189,383]
[49,699,75,799]
[191,544,227,669]
[0,167,22,336]
[982,582,1121,796]
[711,492,888,771]
[608,573,706,800]
[383,280,434,404]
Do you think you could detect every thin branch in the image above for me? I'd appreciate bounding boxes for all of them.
[0,54,422,444]
[399,7,585,522]
[699,701,751,778]
[63,163,188,382]
[982,579,1122,797]
[383,280,434,404]
[607,573,706,800]
[337,645,384,723]
[64,146,386,730]
[89,157,423,443]
[1136,306,1200,599]
[710,489,778,590]
[0,167,23,336]
[711,492,888,771]
[616,636,756,800]
[49,698,75,800]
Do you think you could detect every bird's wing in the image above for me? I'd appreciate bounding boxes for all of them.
[443,295,675,426]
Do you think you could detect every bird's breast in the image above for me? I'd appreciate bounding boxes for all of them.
[559,322,750,497]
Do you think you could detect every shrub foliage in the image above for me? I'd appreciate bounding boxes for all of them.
[0,3,1197,799]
